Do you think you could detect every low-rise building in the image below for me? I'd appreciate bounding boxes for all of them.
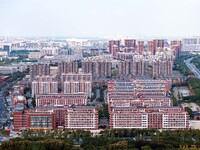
[182,37,200,52]
[13,95,27,106]
[107,79,171,107]
[0,76,9,83]
[65,106,98,129]
[35,93,87,107]
[13,111,56,131]
[0,50,8,56]
[28,52,43,60]
[13,106,98,131]
[109,106,189,129]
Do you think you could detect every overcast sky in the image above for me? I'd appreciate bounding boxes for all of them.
[0,0,200,38]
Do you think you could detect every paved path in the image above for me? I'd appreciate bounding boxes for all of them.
[185,57,200,79]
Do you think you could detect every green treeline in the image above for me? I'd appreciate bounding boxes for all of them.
[0,139,72,150]
[173,55,194,76]
[10,50,40,55]
[183,78,200,105]
[81,129,200,150]
[191,55,200,70]
[187,78,200,96]
[2,129,200,150]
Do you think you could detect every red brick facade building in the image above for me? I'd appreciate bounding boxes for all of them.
[13,111,56,131]
[109,107,189,129]
[13,106,98,131]
[35,93,87,107]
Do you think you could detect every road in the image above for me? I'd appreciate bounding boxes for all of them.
[89,88,106,107]
[0,82,13,128]
[0,89,8,128]
[185,57,200,79]
[173,87,179,101]
[96,89,100,99]
[0,81,22,142]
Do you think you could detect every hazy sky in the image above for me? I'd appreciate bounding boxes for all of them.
[0,0,200,38]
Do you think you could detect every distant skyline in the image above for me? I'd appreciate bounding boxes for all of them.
[0,0,200,38]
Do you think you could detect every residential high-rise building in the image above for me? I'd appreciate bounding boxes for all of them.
[154,39,165,48]
[152,50,174,78]
[117,49,174,77]
[152,59,173,78]
[147,41,156,54]
[124,39,136,52]
[58,61,78,75]
[82,61,112,78]
[146,39,165,55]
[109,40,120,56]
[137,41,144,54]
[118,59,147,76]
[124,39,136,48]
[61,73,92,97]
[118,60,130,75]
[30,64,50,79]
[111,45,120,56]
[31,75,58,97]
[170,40,182,58]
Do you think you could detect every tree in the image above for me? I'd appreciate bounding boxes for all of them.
[112,69,119,76]
[102,104,109,120]
[185,107,192,117]
[62,129,69,139]
[108,141,128,150]
[24,87,30,94]
[3,89,10,97]
[31,97,36,107]
[141,145,152,150]
[0,139,72,150]
[22,130,34,139]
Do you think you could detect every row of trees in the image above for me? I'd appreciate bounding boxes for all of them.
[0,70,27,84]
[100,129,200,142]
[81,129,200,149]
[98,103,109,120]
[22,129,90,140]
[97,86,107,102]
[10,50,39,55]
[0,129,89,149]
[8,70,28,82]
[173,55,194,76]
[0,55,28,65]
[191,55,200,70]
[2,71,27,97]
[182,78,200,105]
[187,78,200,96]
[0,82,6,89]
[0,139,73,150]
[2,129,200,149]
[81,137,182,150]
[91,86,107,102]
